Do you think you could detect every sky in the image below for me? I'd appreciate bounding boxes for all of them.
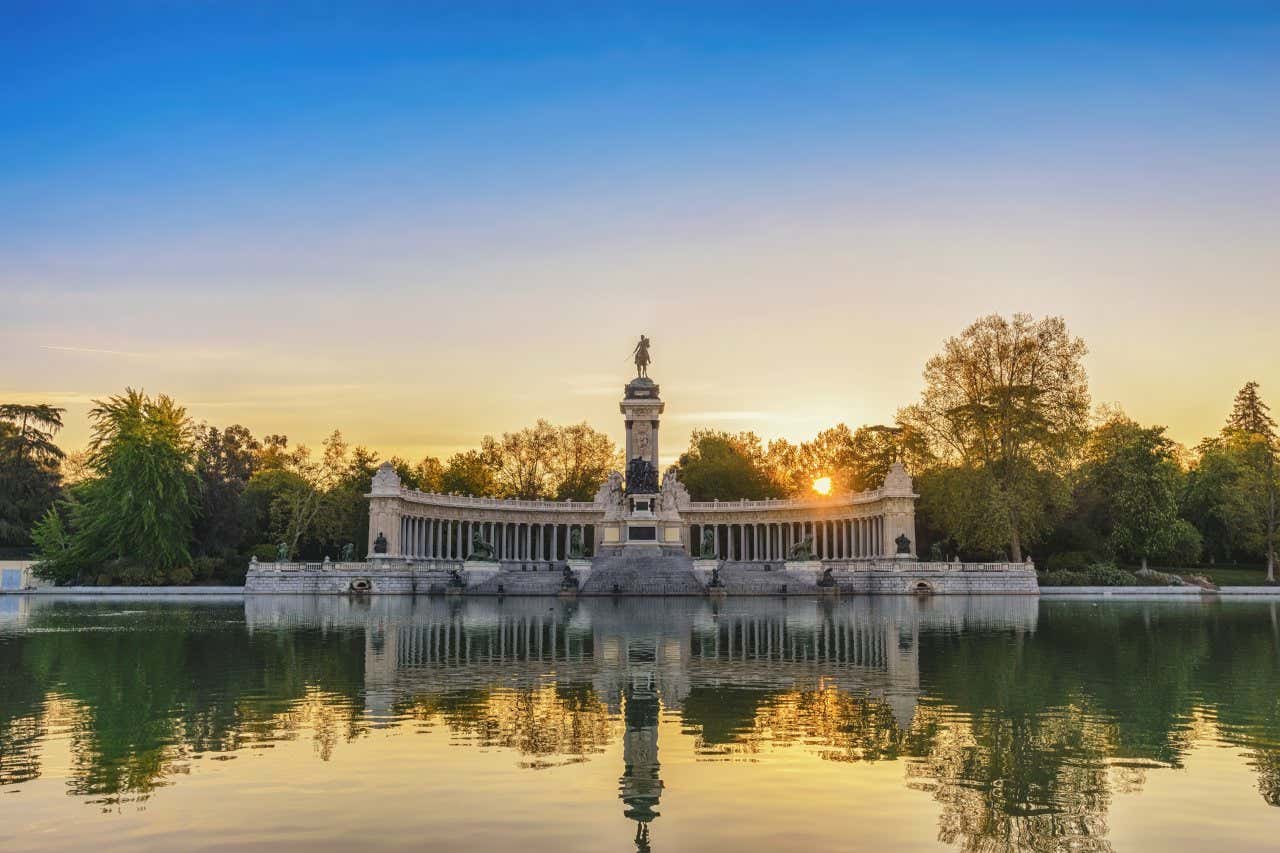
[4,1,1279,466]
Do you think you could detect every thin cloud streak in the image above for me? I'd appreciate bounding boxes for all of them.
[40,344,150,358]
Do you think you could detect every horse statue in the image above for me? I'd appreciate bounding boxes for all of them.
[632,334,651,378]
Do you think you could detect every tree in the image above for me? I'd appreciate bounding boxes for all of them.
[1226,382,1277,581]
[0,404,65,546]
[441,449,499,496]
[1078,415,1199,570]
[1184,437,1263,564]
[408,456,445,493]
[191,424,260,566]
[549,422,620,501]
[34,389,197,584]
[482,420,559,499]
[674,430,785,501]
[763,423,932,497]
[899,314,1090,561]
[265,431,349,559]
[1184,383,1279,580]
[314,445,382,558]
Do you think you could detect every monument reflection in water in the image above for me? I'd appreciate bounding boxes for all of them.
[251,594,958,846]
[2,595,1280,852]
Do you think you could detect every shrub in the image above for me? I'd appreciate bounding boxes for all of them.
[1044,550,1094,573]
[1037,561,1138,587]
[1085,561,1138,586]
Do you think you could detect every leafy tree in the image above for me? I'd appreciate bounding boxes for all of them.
[1077,415,1199,569]
[258,431,348,559]
[191,424,260,566]
[765,423,932,496]
[408,456,445,492]
[1225,382,1277,581]
[34,389,197,584]
[549,422,619,500]
[1183,383,1279,580]
[482,419,559,499]
[315,445,382,558]
[673,430,785,501]
[454,421,618,500]
[900,314,1090,561]
[441,449,500,496]
[1183,437,1260,563]
[0,403,65,546]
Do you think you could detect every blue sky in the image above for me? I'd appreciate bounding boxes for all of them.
[4,2,1279,459]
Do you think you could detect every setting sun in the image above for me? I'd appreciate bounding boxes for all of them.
[812,476,832,495]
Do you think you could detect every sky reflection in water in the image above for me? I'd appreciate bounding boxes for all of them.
[0,595,1278,852]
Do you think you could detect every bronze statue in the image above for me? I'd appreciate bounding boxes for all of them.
[340,542,355,562]
[787,533,814,561]
[373,532,388,554]
[895,533,912,555]
[632,335,651,378]
[816,566,836,588]
[626,457,659,494]
[569,527,585,559]
[560,564,579,591]
[275,541,289,562]
[699,527,716,558]
[467,530,495,561]
[707,562,724,588]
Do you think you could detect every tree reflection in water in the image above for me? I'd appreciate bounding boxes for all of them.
[0,594,1277,847]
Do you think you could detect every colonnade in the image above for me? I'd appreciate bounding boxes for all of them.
[398,515,595,562]
[691,613,900,668]
[688,516,885,561]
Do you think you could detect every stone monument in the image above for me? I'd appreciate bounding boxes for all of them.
[599,335,683,553]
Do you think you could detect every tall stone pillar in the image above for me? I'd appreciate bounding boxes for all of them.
[368,462,404,556]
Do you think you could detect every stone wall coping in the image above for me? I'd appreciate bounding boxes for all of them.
[830,561,1033,573]
[687,487,917,512]
[369,486,917,516]
[372,489,599,513]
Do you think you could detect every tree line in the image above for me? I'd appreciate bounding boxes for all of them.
[1,313,1275,584]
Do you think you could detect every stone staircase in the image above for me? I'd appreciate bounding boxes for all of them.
[580,550,706,596]
[468,567,566,596]
[716,562,818,595]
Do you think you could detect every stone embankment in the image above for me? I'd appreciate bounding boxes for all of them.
[242,557,1042,595]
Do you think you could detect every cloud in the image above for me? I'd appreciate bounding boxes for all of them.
[40,344,150,358]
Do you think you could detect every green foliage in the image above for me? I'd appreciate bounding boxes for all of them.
[673,430,786,502]
[192,424,260,564]
[1043,550,1094,573]
[917,463,1069,560]
[1036,561,1138,587]
[1076,415,1199,569]
[0,404,65,546]
[900,313,1090,561]
[441,449,500,496]
[1182,382,1278,578]
[34,390,198,585]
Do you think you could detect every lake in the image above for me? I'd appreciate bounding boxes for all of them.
[1,594,1278,851]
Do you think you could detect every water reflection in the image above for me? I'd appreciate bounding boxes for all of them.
[1,595,1278,851]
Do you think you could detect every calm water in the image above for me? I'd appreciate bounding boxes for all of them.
[1,595,1278,852]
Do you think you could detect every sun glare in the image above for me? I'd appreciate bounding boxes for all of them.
[812,476,832,495]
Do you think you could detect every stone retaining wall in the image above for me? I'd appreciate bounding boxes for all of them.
[244,558,1038,595]
[833,562,1039,595]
